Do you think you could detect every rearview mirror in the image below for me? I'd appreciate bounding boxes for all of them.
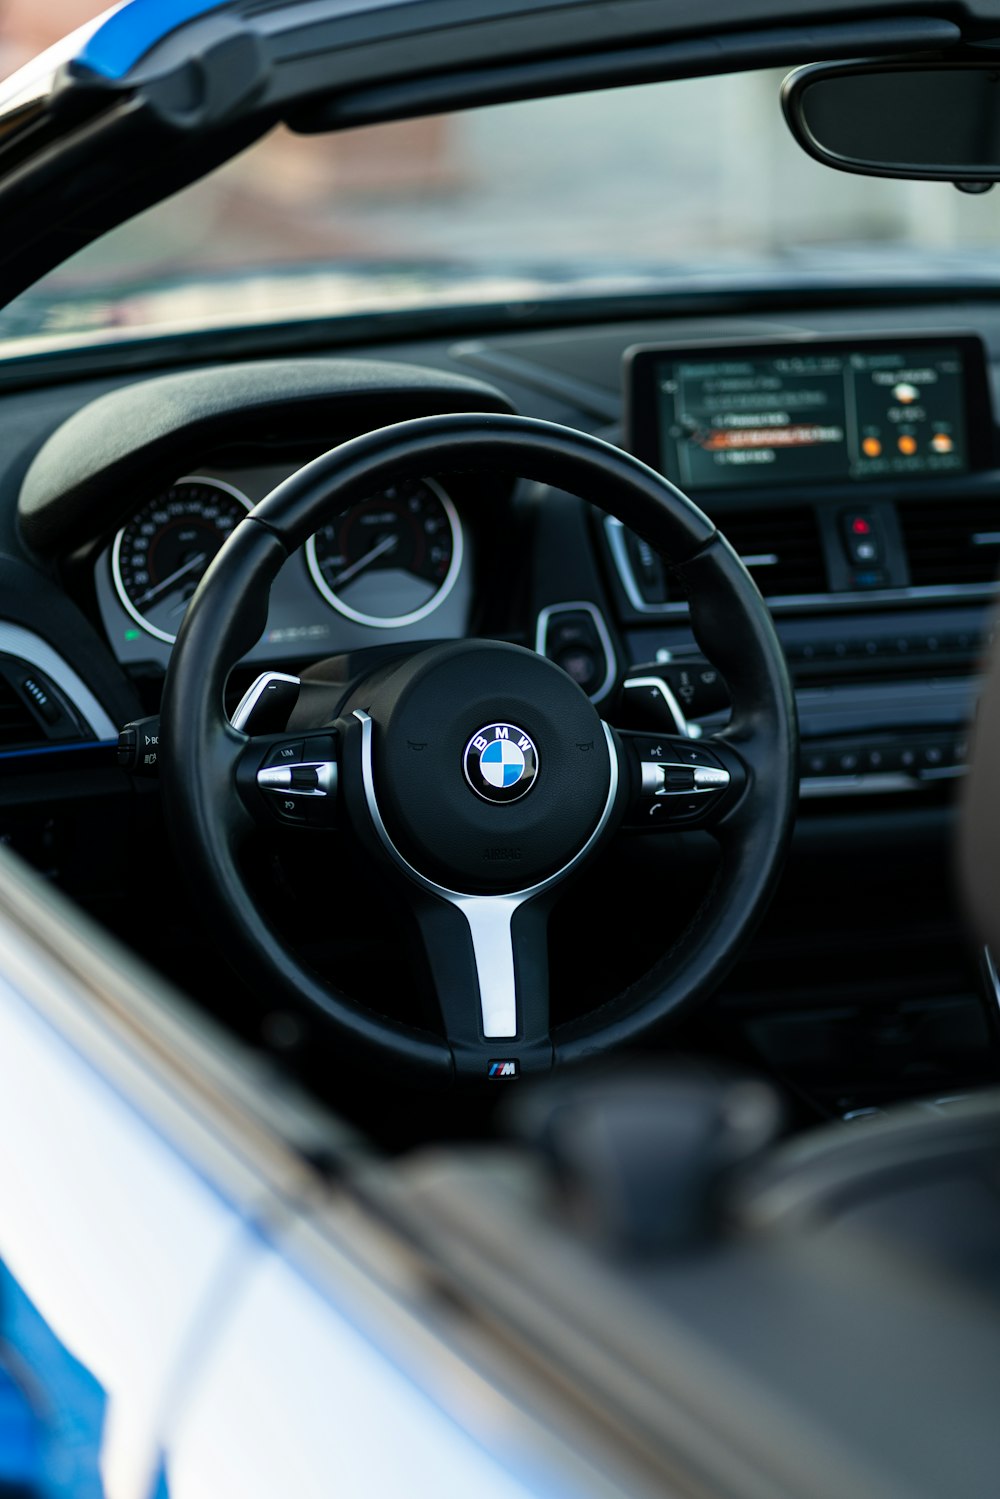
[782,61,1000,187]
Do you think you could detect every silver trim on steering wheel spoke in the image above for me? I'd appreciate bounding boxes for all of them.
[355,709,620,1041]
[453,896,524,1038]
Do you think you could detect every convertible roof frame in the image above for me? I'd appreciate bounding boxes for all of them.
[0,0,987,315]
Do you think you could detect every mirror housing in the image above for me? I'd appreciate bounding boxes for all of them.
[782,59,1000,188]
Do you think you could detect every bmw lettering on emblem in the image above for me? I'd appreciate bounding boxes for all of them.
[463,722,539,804]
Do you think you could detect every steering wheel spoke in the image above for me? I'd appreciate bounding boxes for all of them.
[617,728,747,835]
[410,891,553,1080]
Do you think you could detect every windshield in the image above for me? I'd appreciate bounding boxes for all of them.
[5,63,1000,352]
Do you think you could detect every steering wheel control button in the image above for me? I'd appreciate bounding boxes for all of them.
[463,723,539,804]
[264,740,304,766]
[270,795,307,825]
[624,733,734,830]
[254,733,338,828]
[257,760,337,794]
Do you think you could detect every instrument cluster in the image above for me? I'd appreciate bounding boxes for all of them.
[95,462,472,667]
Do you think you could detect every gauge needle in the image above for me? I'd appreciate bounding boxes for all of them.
[134,553,208,609]
[330,534,398,588]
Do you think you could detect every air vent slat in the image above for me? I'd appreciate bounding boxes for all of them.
[716,507,826,597]
[899,499,1000,588]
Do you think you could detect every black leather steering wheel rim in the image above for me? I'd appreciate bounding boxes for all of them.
[160,412,798,1083]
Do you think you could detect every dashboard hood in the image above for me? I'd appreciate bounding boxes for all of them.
[0,0,990,318]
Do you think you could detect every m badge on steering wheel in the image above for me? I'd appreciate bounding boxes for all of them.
[464,722,539,804]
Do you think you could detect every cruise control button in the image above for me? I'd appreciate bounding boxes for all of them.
[265,740,304,767]
[669,796,712,822]
[660,766,696,791]
[622,730,736,831]
[267,793,307,824]
[290,765,320,790]
[671,742,726,769]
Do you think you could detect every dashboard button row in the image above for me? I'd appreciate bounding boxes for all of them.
[785,630,984,666]
[801,733,968,782]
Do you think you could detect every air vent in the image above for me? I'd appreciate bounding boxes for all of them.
[715,507,827,598]
[898,498,1000,588]
[0,655,83,750]
[0,673,49,748]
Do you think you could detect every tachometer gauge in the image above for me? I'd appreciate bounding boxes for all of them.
[112,476,251,644]
[305,478,462,628]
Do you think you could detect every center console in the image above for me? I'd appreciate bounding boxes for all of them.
[611,332,998,799]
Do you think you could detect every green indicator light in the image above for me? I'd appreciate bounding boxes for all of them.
[124,629,141,641]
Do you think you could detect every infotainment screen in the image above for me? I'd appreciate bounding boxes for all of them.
[625,336,992,492]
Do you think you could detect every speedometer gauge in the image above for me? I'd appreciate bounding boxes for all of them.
[305,478,462,628]
[112,476,251,644]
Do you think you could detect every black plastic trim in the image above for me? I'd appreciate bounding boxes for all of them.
[302,17,961,130]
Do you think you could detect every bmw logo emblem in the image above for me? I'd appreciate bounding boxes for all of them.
[463,722,539,804]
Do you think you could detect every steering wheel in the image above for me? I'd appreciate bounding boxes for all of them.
[160,413,797,1085]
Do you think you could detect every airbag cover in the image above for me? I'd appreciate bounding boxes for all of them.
[352,640,609,894]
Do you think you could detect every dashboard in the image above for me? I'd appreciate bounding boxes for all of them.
[0,293,993,1109]
[0,309,993,809]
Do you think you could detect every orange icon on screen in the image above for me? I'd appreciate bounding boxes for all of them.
[861,437,882,458]
[931,432,954,454]
[897,434,918,456]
